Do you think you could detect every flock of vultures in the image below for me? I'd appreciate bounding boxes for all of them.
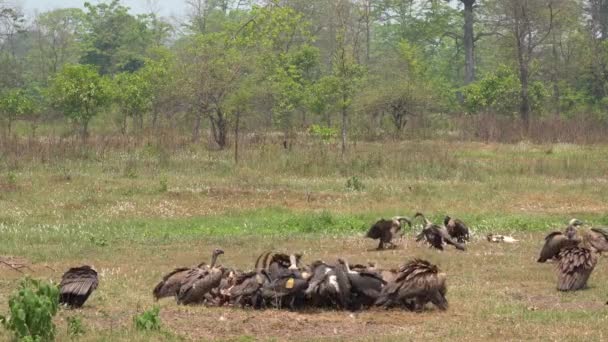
[56,214,608,314]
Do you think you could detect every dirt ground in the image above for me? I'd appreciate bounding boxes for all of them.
[2,233,608,341]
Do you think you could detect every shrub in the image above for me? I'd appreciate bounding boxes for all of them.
[67,316,85,337]
[133,306,161,331]
[0,278,59,342]
[309,124,337,142]
[158,177,168,193]
[346,176,364,191]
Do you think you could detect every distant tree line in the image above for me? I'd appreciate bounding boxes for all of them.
[1,0,608,151]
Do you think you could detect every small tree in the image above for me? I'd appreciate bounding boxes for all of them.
[113,71,152,133]
[333,0,365,157]
[47,64,110,140]
[0,88,36,135]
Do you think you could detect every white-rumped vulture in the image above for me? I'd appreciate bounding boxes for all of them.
[59,265,99,308]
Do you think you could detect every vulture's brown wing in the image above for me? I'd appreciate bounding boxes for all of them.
[591,228,608,239]
[367,220,391,239]
[348,272,385,298]
[436,226,466,251]
[398,260,447,309]
[229,276,262,298]
[59,266,99,308]
[557,247,598,291]
[177,268,223,305]
[537,232,579,263]
[589,228,608,252]
[153,267,190,300]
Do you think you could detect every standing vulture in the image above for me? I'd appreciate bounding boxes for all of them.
[366,216,412,250]
[59,266,99,308]
[444,216,470,243]
[414,213,465,251]
[176,248,225,305]
[375,259,448,311]
[556,228,608,291]
[537,218,583,263]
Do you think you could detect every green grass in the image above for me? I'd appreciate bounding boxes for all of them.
[2,138,608,340]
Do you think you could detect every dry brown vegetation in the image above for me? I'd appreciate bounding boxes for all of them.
[1,138,608,341]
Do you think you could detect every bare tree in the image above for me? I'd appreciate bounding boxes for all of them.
[494,0,555,132]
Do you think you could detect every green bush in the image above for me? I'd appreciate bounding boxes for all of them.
[346,176,364,192]
[158,177,168,193]
[67,316,85,337]
[0,278,59,342]
[309,124,337,142]
[133,306,161,331]
[461,65,548,115]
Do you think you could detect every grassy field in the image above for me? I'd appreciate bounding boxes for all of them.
[1,138,608,341]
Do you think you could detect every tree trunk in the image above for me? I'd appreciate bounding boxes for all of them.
[601,0,608,40]
[234,109,240,164]
[365,0,371,65]
[210,109,228,149]
[551,31,560,115]
[341,101,347,157]
[518,59,531,133]
[7,117,12,136]
[152,108,159,129]
[82,120,89,142]
[462,0,476,84]
[325,112,331,127]
[192,111,202,142]
[121,114,127,135]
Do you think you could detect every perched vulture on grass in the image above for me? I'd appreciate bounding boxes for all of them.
[414,213,465,251]
[375,259,447,311]
[444,216,470,242]
[557,228,608,291]
[366,216,412,250]
[59,266,99,308]
[176,248,225,305]
[153,248,223,301]
[537,219,583,263]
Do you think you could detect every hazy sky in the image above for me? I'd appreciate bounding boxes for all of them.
[20,0,188,17]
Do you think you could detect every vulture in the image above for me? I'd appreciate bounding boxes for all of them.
[260,253,308,310]
[337,259,386,309]
[176,248,225,305]
[556,228,608,291]
[59,266,99,308]
[537,219,583,263]
[305,260,351,309]
[366,216,412,250]
[444,216,470,243]
[375,259,447,311]
[414,213,465,251]
[153,248,224,301]
[226,251,276,308]
[350,262,399,284]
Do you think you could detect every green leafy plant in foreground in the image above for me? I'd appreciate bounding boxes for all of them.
[67,316,85,337]
[133,306,161,331]
[0,277,59,341]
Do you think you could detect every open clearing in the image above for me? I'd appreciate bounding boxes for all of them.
[1,140,608,341]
